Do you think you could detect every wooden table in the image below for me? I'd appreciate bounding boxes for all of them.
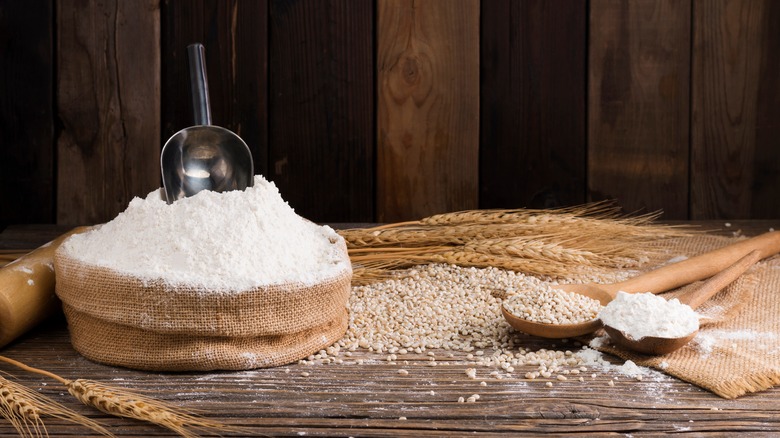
[2,221,780,437]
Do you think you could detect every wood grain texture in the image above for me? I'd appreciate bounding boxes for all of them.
[589,0,691,219]
[268,0,374,223]
[377,0,479,222]
[1,222,780,435]
[691,0,780,219]
[0,284,778,436]
[161,0,268,177]
[56,0,160,225]
[480,0,587,210]
[0,0,54,229]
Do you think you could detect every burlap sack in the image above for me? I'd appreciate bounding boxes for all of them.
[54,239,352,371]
[590,234,780,399]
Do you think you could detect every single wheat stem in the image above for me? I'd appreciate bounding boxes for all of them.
[66,379,232,438]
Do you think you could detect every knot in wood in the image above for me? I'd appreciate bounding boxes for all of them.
[537,402,599,420]
[402,56,420,85]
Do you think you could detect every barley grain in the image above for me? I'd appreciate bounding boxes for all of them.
[502,283,602,325]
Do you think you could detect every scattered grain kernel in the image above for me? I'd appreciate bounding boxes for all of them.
[398,369,409,375]
[557,375,567,381]
[457,397,465,403]
[545,382,553,387]
[480,381,487,386]
[399,417,407,420]
[608,380,615,386]
[301,372,310,377]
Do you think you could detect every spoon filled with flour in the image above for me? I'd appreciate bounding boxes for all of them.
[599,250,761,355]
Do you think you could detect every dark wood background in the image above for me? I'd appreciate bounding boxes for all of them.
[1,0,778,229]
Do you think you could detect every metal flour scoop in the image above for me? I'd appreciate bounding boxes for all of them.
[161,43,253,203]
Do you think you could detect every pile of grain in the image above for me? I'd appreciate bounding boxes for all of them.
[334,264,619,378]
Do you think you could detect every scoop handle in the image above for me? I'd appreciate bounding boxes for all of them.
[680,249,761,309]
[187,43,212,126]
[606,231,780,296]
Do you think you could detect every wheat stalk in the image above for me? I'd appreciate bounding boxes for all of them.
[340,202,693,284]
[418,200,655,226]
[65,379,237,438]
[0,376,44,438]
[0,374,111,438]
[0,355,248,437]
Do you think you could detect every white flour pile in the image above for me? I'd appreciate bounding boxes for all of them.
[59,175,348,290]
[598,292,699,339]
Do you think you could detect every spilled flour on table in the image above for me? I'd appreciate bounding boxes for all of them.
[578,342,663,382]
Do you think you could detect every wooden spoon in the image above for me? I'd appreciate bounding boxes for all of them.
[502,231,780,339]
[603,249,761,355]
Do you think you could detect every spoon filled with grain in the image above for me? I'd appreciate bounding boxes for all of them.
[502,231,780,339]
[600,250,760,355]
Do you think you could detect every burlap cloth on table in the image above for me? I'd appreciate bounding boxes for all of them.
[54,240,352,372]
[589,234,780,399]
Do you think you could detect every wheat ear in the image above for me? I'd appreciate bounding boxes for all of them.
[65,379,240,438]
[0,355,247,437]
[0,373,111,438]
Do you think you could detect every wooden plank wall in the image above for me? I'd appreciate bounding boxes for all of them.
[1,0,779,229]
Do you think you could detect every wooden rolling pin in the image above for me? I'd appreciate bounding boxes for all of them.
[0,227,89,348]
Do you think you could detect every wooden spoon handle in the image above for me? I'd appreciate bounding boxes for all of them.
[680,250,761,309]
[606,231,780,296]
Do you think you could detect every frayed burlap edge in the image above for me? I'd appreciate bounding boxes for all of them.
[63,304,348,371]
